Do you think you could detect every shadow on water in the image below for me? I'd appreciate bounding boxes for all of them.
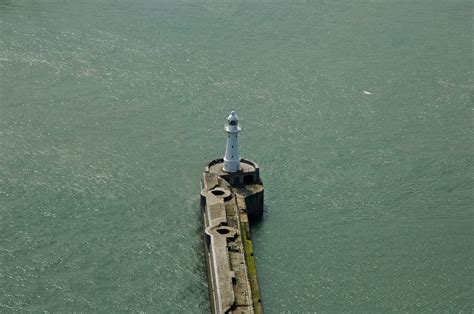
[249,204,269,230]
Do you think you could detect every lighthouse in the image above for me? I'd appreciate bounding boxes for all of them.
[223,111,241,172]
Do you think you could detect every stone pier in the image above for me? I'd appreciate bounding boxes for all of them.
[200,158,264,313]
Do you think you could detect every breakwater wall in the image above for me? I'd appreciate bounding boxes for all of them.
[200,158,264,313]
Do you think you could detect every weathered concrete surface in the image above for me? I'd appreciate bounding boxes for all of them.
[201,159,264,314]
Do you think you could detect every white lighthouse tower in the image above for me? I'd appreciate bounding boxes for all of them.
[223,111,241,172]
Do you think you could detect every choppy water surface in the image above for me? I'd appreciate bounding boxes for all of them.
[1,0,472,311]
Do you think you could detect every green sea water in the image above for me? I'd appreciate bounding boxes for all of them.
[1,0,473,312]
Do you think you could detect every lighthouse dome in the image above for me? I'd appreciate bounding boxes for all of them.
[225,111,241,132]
[227,111,238,125]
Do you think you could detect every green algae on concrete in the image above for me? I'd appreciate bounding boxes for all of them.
[240,220,263,314]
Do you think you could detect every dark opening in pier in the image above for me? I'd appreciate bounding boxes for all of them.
[216,228,230,235]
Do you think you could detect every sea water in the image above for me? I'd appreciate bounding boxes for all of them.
[1,0,472,311]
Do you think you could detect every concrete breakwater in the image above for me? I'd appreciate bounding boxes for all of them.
[200,158,264,313]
